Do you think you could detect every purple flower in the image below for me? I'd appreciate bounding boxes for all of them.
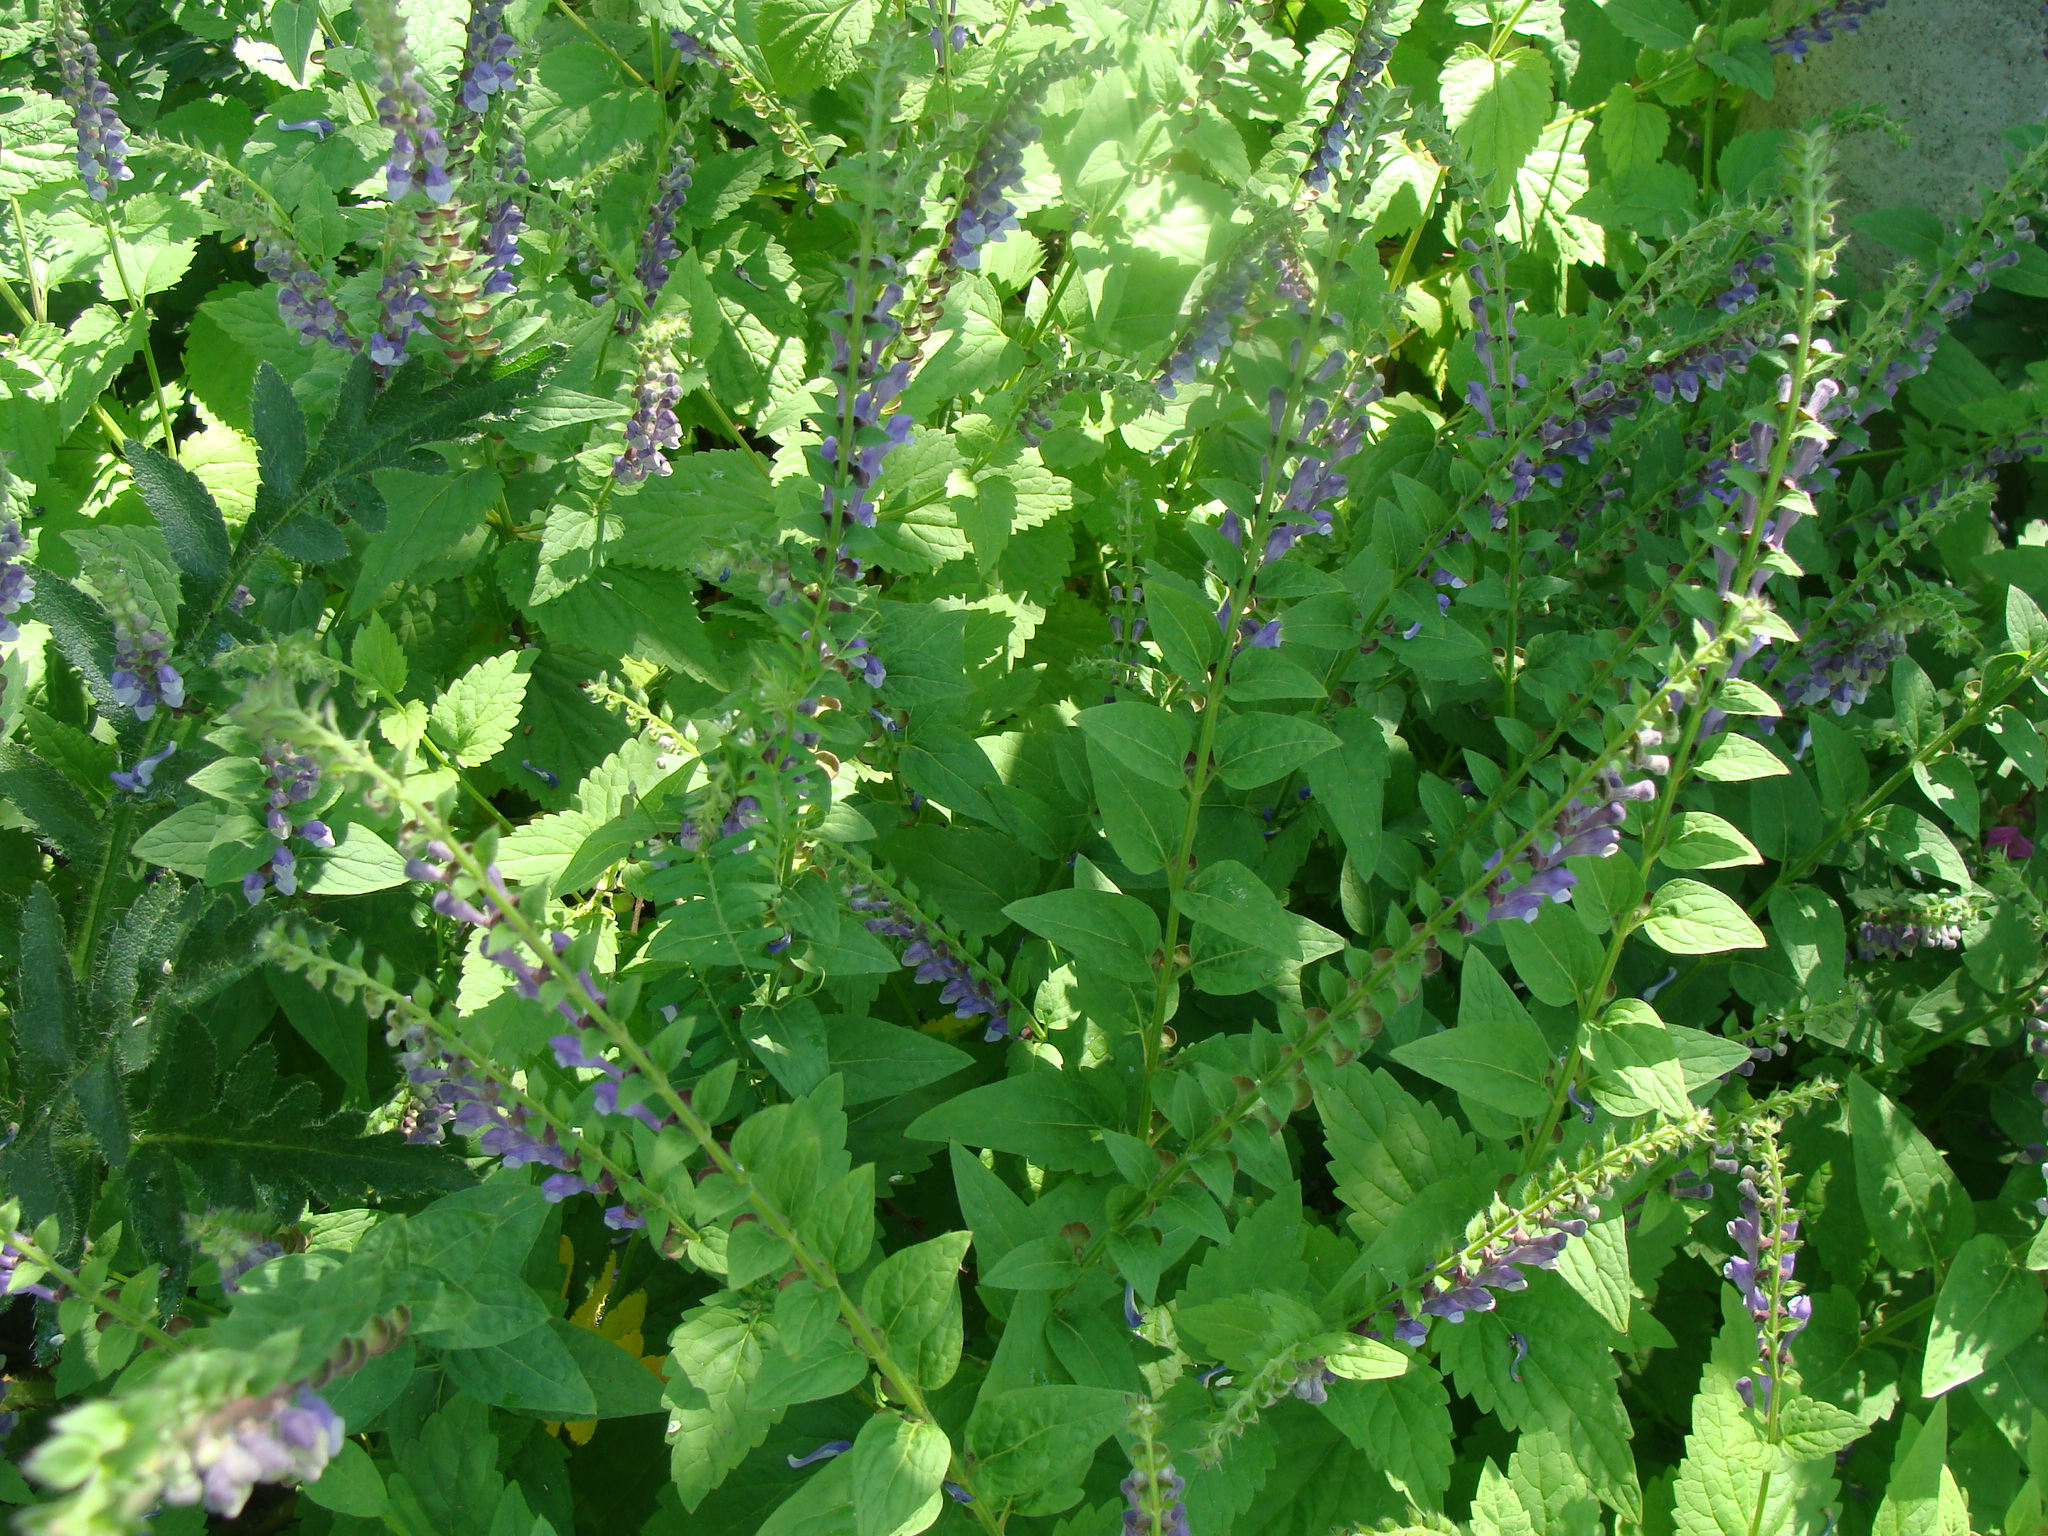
[109,742,176,793]
[1768,0,1887,59]
[278,118,335,137]
[1989,825,2036,860]
[368,260,432,370]
[603,1203,646,1231]
[541,1172,592,1202]
[248,221,356,351]
[1305,32,1393,193]
[1121,1456,1188,1536]
[0,1235,56,1302]
[108,621,184,721]
[614,347,684,482]
[54,10,132,202]
[457,0,521,114]
[361,0,453,203]
[788,1441,852,1469]
[0,518,33,643]
[635,157,694,301]
[168,1387,344,1519]
[479,199,525,297]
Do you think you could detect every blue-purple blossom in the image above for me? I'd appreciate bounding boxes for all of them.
[1305,32,1392,193]
[54,9,133,202]
[848,883,1011,1039]
[0,519,33,644]
[241,745,337,903]
[1121,1456,1188,1536]
[109,620,184,721]
[278,118,335,137]
[636,158,694,300]
[368,260,432,369]
[361,0,453,203]
[165,1386,343,1519]
[1856,912,1962,960]
[249,223,356,351]
[1158,250,1259,397]
[458,0,521,113]
[669,30,719,64]
[788,1441,852,1469]
[614,348,683,483]
[1477,767,1653,927]
[1768,0,1886,59]
[1724,1163,1810,1412]
[109,742,176,793]
[1780,628,1901,715]
[950,121,1030,269]
[478,199,525,297]
[818,262,914,529]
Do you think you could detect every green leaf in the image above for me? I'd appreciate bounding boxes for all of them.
[860,1230,972,1389]
[1868,805,1974,888]
[965,1385,1128,1499]
[441,1321,598,1418]
[350,467,503,616]
[1307,710,1386,875]
[1597,0,1696,48]
[1554,1216,1633,1334]
[1210,711,1341,789]
[303,823,410,897]
[1002,889,1161,983]
[757,0,875,93]
[125,439,231,599]
[1144,578,1224,681]
[1690,736,1789,782]
[1846,1073,1973,1274]
[1390,952,1553,1117]
[1074,701,1191,788]
[1088,740,1180,875]
[1500,899,1605,1006]
[1585,1001,1693,1119]
[431,651,535,768]
[1640,879,1766,954]
[1920,1234,2045,1395]
[1180,860,1344,965]
[825,1017,973,1105]
[849,1415,949,1536]
[1439,46,1553,188]
[664,1304,774,1509]
[302,1439,387,1518]
[1599,87,1668,177]
[1660,813,1762,870]
[906,1072,1113,1174]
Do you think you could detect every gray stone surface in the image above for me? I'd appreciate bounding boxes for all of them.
[1739,0,2048,276]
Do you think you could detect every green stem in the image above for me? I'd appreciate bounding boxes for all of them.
[95,202,176,448]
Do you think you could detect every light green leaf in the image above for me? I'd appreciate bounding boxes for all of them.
[302,823,409,897]
[1641,879,1766,954]
[1555,1216,1634,1334]
[430,651,534,768]
[965,1385,1128,1499]
[1599,87,1668,177]
[1390,951,1553,1117]
[1002,889,1161,983]
[1691,735,1789,782]
[860,1231,973,1389]
[1075,701,1192,789]
[1847,1073,1973,1274]
[1210,710,1340,789]
[849,1415,949,1536]
[351,468,503,616]
[1439,45,1552,188]
[1920,1234,2045,1395]
[1660,813,1762,870]
[758,0,874,93]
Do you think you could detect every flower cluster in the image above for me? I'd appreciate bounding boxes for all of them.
[54,6,133,202]
[1988,823,2036,860]
[614,345,684,483]
[1120,1409,1188,1536]
[1158,244,1260,397]
[847,883,1012,1039]
[247,217,355,351]
[1768,0,1887,59]
[361,0,453,203]
[399,843,654,1228]
[818,260,913,529]
[243,745,335,904]
[1712,252,1773,313]
[1856,910,1963,959]
[634,157,695,303]
[368,260,433,369]
[457,0,520,114]
[1305,32,1393,194]
[0,518,32,644]
[1780,627,1902,714]
[1722,1133,1810,1413]
[1478,767,1657,927]
[162,1387,344,1518]
[109,620,184,722]
[479,197,525,298]
[1381,1208,1589,1346]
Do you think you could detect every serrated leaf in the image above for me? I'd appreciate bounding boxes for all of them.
[430,651,534,768]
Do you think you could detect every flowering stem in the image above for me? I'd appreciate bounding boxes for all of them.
[12,197,46,322]
[6,1232,182,1350]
